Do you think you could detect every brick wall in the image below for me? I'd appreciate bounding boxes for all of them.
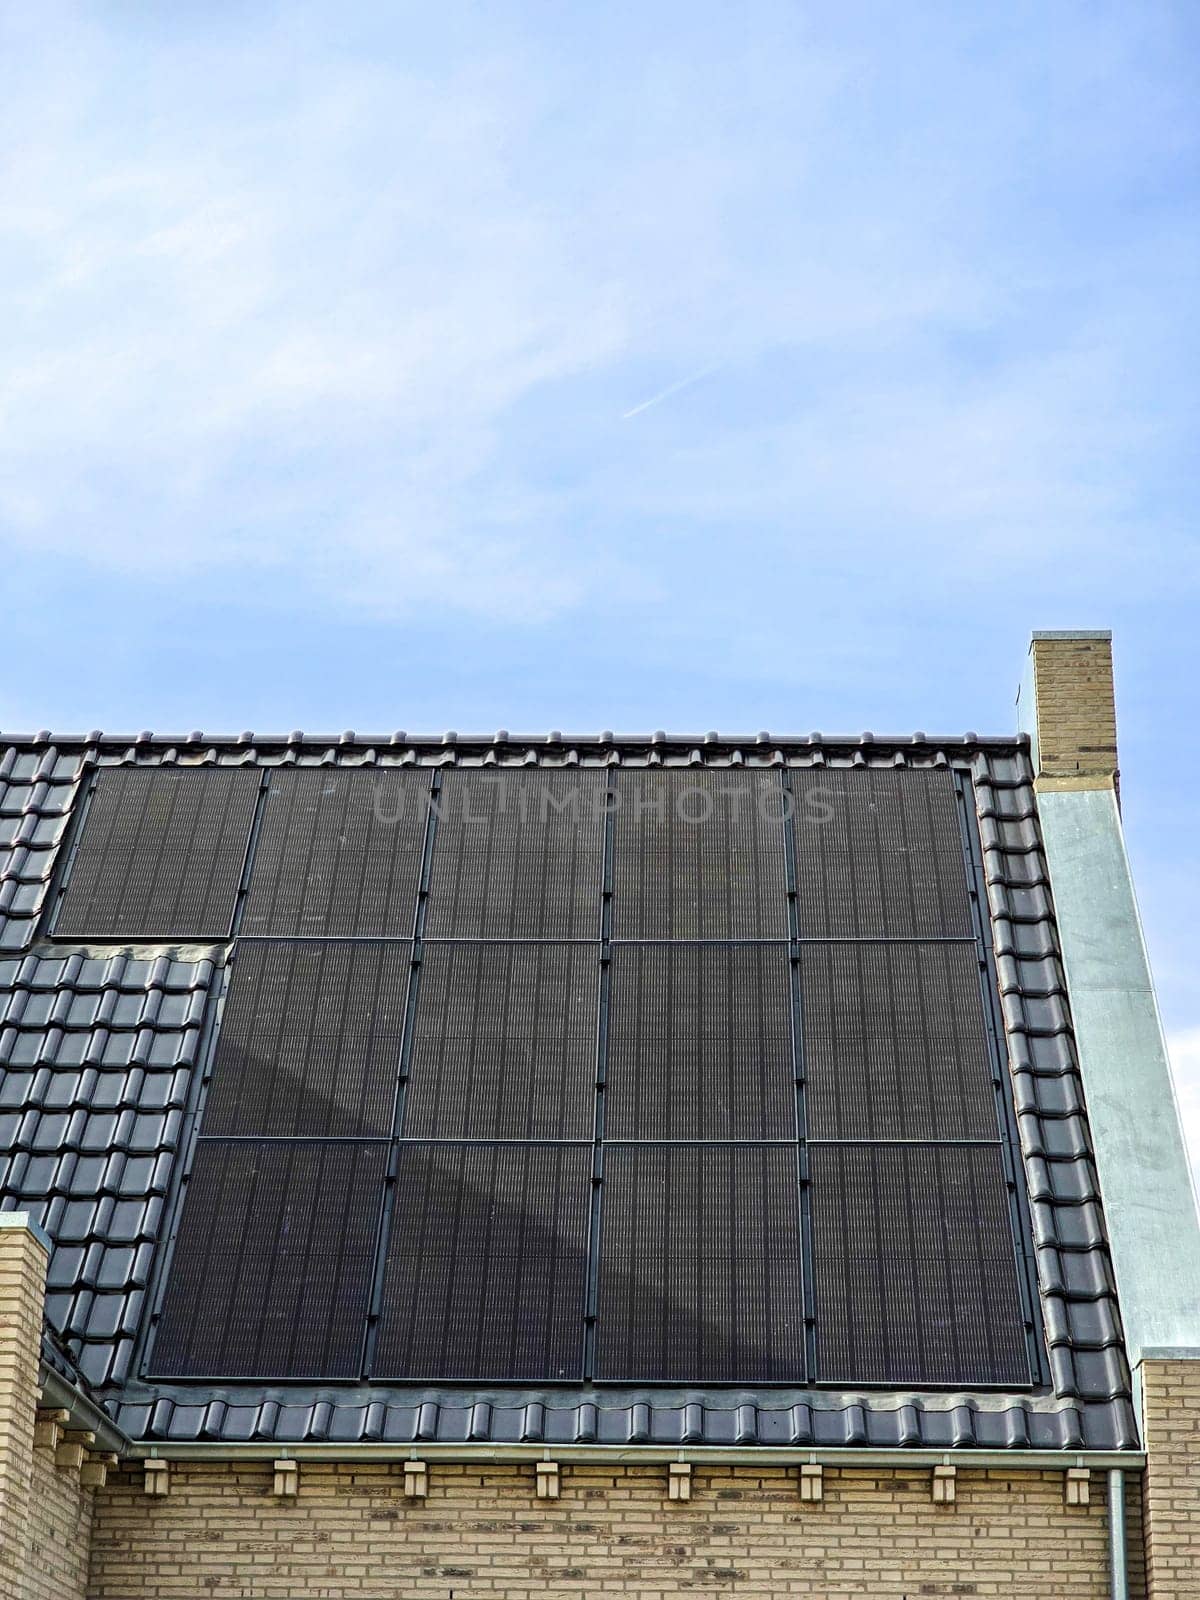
[23,1445,93,1600]
[1141,1358,1200,1599]
[89,1459,1139,1599]
[1030,633,1119,786]
[0,1219,50,1599]
[0,1218,97,1600]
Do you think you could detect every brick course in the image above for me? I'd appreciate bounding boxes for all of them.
[1030,635,1119,786]
[1141,1358,1200,1599]
[88,1459,1140,1599]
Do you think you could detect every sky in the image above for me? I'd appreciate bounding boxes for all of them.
[2,3,1199,1179]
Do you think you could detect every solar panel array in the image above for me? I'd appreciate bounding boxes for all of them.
[55,761,1031,1389]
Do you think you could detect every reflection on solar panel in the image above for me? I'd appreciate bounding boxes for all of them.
[151,1140,387,1379]
[54,767,259,939]
[374,1142,591,1379]
[201,942,410,1138]
[240,769,430,937]
[594,1144,805,1381]
[605,944,794,1139]
[792,768,972,938]
[809,1142,1029,1385]
[425,770,605,937]
[801,942,996,1140]
[403,943,598,1139]
[611,769,787,938]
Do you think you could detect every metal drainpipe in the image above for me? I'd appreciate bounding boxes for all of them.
[1108,1468,1128,1600]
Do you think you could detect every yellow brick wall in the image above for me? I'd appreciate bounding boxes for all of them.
[0,1221,50,1599]
[89,1459,1140,1599]
[1141,1358,1200,1599]
[1031,635,1118,785]
[23,1445,93,1600]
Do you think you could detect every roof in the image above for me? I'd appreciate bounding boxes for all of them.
[0,731,1136,1451]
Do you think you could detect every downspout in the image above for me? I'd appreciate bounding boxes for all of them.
[1108,1468,1128,1600]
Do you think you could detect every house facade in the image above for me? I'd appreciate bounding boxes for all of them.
[1,629,1197,1598]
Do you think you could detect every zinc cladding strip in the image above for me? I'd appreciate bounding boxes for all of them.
[0,736,1136,1449]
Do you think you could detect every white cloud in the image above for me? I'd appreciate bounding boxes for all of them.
[0,4,1195,623]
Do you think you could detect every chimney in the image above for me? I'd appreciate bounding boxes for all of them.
[1018,629,1118,790]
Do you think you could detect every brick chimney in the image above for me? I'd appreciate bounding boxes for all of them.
[1019,629,1118,790]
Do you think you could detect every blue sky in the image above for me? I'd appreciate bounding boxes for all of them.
[3,4,1199,1171]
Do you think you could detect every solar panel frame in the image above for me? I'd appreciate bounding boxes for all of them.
[808,1142,1030,1386]
[800,942,998,1141]
[594,1143,806,1382]
[53,766,260,940]
[402,943,599,1140]
[611,769,788,939]
[373,1142,592,1381]
[605,944,796,1140]
[239,768,430,938]
[425,770,605,938]
[150,1139,388,1380]
[791,768,973,939]
[200,941,411,1139]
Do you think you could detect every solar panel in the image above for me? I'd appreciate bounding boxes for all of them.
[54,767,259,939]
[151,1139,387,1379]
[594,1144,805,1381]
[201,942,410,1138]
[611,769,788,939]
[403,944,598,1139]
[801,942,997,1140]
[240,768,430,937]
[791,768,973,938]
[809,1143,1030,1385]
[374,1142,591,1380]
[605,945,795,1139]
[425,770,605,938]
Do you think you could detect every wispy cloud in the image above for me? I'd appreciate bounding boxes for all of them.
[622,365,720,420]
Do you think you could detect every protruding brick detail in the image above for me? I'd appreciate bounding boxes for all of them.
[1065,1467,1092,1506]
[932,1463,957,1505]
[1028,631,1118,789]
[0,1217,50,1596]
[1140,1358,1200,1598]
[667,1462,692,1502]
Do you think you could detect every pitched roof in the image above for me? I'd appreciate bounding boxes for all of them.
[0,732,1136,1451]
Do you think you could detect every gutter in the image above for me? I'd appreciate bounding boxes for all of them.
[128,1441,1145,1469]
[40,1367,132,1457]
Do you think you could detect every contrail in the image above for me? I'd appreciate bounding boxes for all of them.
[621,364,720,420]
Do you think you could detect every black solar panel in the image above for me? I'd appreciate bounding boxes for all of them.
[403,944,598,1139]
[809,1143,1029,1385]
[792,768,973,938]
[201,942,410,1138]
[801,943,997,1140]
[605,945,795,1139]
[594,1144,805,1381]
[151,1140,387,1379]
[54,767,259,939]
[425,771,604,938]
[611,770,787,939]
[374,1142,591,1380]
[240,769,430,937]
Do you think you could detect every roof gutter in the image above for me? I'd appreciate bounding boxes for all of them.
[40,1368,132,1457]
[129,1441,1145,1470]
